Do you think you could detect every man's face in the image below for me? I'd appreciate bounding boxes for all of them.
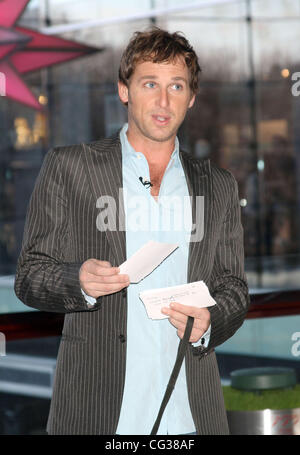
[118,56,196,144]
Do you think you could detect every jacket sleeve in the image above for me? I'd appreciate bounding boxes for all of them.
[205,172,250,352]
[14,148,101,313]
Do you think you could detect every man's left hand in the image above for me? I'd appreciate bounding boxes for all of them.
[161,302,211,343]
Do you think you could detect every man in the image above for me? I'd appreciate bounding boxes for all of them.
[14,27,250,435]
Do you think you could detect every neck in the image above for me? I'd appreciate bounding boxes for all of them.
[126,125,175,165]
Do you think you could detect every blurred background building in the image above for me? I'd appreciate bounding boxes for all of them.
[0,0,300,434]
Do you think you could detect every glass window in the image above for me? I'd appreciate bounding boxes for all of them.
[0,0,299,352]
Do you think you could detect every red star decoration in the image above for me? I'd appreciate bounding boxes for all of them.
[0,0,100,109]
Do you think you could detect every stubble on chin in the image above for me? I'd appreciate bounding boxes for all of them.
[133,117,179,144]
[145,131,176,143]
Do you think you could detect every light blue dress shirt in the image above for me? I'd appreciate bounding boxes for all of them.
[115,123,209,435]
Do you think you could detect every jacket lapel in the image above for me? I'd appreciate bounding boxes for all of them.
[82,133,126,267]
[179,151,213,283]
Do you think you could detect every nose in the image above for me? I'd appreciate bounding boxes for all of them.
[156,87,170,109]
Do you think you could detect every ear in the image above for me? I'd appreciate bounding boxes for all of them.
[188,92,196,109]
[118,81,129,105]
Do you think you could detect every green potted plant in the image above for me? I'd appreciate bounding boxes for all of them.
[223,367,300,435]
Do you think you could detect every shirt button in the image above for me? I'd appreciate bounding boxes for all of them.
[119,334,126,343]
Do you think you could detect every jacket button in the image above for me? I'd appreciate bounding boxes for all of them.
[119,334,126,343]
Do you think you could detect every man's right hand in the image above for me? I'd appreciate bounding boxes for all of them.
[79,259,130,299]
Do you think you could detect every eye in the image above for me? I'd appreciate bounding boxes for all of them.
[171,83,183,91]
[145,82,156,88]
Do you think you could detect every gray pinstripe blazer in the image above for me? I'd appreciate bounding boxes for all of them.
[14,130,250,435]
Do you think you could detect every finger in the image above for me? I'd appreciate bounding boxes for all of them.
[169,303,211,327]
[93,260,112,267]
[169,318,187,331]
[86,264,121,277]
[101,274,130,284]
[168,311,188,326]
[84,281,129,295]
[163,306,208,336]
[169,314,206,334]
[177,329,184,339]
[161,306,188,325]
[177,327,204,343]
[86,274,130,285]
[169,302,200,317]
[89,259,113,268]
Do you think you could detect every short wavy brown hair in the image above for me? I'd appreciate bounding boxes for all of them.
[118,27,201,95]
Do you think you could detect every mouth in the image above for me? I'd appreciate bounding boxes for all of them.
[151,114,171,126]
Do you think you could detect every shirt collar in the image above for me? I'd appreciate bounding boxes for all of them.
[119,122,180,162]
